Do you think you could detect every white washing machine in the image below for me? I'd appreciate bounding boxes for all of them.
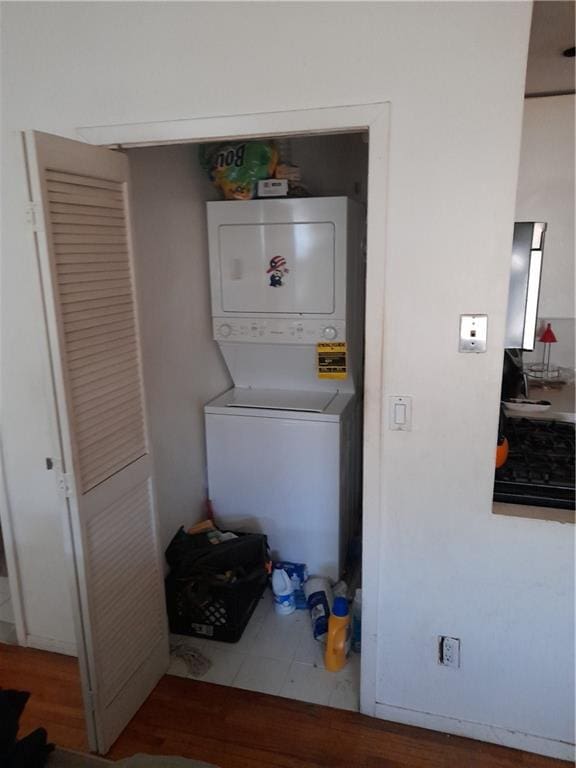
[204,197,364,580]
[205,388,357,581]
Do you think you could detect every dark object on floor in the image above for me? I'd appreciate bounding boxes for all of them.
[165,527,269,642]
[0,688,54,767]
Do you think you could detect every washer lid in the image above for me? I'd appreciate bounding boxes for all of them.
[225,388,337,413]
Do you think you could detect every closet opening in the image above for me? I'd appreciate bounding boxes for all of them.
[126,131,369,709]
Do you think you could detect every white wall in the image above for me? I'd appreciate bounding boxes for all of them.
[289,133,369,204]
[128,145,231,549]
[1,2,573,758]
[515,95,575,370]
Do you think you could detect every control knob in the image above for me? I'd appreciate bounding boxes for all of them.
[218,323,232,338]
[322,326,338,340]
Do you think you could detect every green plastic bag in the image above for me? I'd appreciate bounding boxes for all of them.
[199,141,278,200]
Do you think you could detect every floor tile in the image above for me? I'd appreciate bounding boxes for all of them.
[200,648,247,686]
[329,654,360,711]
[293,623,325,665]
[250,608,306,661]
[281,661,337,706]
[329,677,360,711]
[251,589,274,620]
[169,643,247,687]
[233,655,291,696]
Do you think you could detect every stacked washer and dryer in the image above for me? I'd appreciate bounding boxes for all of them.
[204,197,364,582]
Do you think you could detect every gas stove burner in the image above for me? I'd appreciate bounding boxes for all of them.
[494,418,575,510]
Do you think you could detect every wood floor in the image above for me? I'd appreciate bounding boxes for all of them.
[0,644,571,768]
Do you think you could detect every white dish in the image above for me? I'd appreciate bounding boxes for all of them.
[502,399,551,414]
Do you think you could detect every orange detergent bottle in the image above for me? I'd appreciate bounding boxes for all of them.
[324,596,351,672]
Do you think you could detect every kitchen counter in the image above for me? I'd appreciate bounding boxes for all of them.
[493,500,574,524]
[520,380,575,423]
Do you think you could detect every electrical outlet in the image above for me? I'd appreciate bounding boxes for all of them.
[438,636,461,668]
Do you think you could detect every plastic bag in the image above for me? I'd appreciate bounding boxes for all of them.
[199,141,278,200]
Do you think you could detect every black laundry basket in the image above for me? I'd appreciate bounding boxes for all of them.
[165,527,269,643]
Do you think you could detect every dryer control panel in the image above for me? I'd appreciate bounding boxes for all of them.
[213,318,347,344]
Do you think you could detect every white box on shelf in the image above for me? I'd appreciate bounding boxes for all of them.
[257,179,289,197]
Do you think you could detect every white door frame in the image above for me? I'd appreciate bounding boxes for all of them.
[78,102,390,717]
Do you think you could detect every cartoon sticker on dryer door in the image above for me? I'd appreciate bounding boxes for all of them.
[266,255,289,287]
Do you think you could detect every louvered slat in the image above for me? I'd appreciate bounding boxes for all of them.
[65,310,134,335]
[67,336,136,364]
[58,262,130,274]
[49,191,124,209]
[64,316,134,341]
[70,357,139,391]
[50,202,125,218]
[82,448,146,491]
[54,234,127,244]
[51,213,127,226]
[52,224,126,235]
[77,409,144,447]
[47,181,123,198]
[86,480,164,705]
[66,327,134,353]
[60,286,132,304]
[69,351,139,383]
[58,270,131,285]
[79,432,145,482]
[46,169,146,493]
[56,255,129,268]
[71,366,142,407]
[74,384,141,420]
[62,293,131,315]
[46,170,123,191]
[76,397,143,434]
[56,244,129,254]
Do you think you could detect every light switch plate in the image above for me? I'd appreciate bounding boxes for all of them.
[389,395,412,431]
[459,315,487,353]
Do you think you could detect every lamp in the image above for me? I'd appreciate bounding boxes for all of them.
[538,322,558,380]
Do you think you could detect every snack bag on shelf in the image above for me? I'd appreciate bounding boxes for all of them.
[200,141,278,200]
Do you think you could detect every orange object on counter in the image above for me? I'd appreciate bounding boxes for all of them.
[496,436,509,468]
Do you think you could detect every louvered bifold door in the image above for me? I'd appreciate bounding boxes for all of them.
[25,131,169,754]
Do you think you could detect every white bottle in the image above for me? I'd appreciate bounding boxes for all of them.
[272,565,296,615]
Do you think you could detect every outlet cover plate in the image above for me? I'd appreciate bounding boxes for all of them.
[459,314,487,353]
[439,636,461,668]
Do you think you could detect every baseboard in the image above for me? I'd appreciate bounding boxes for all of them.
[26,634,77,657]
[374,702,575,762]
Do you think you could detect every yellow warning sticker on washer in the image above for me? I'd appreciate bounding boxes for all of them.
[317,342,347,379]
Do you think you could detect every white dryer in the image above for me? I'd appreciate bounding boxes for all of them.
[204,197,364,581]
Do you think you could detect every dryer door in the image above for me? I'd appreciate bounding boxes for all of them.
[219,222,335,314]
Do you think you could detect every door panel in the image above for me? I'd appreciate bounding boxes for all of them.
[25,131,168,753]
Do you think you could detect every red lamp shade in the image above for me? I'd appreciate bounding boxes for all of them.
[538,323,557,344]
